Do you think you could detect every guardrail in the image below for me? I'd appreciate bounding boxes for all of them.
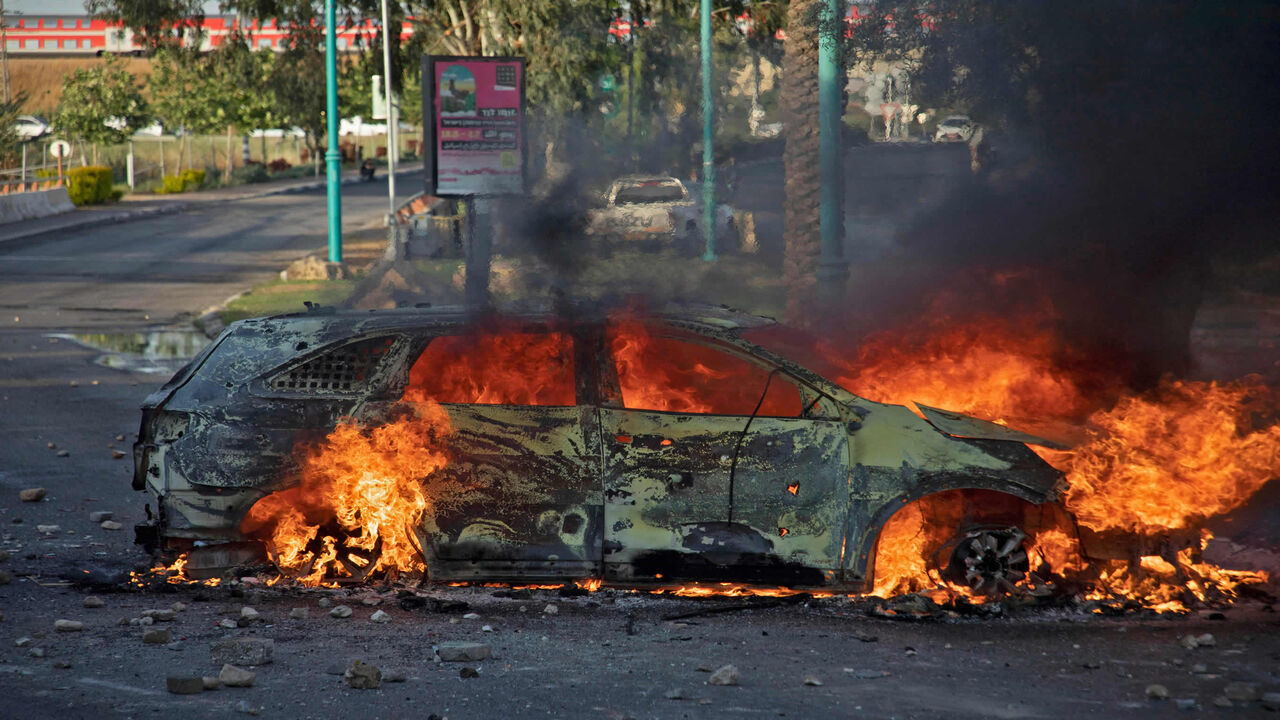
[0,178,65,194]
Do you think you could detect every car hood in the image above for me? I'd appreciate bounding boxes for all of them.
[915,403,1067,450]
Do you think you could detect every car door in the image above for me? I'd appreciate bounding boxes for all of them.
[377,326,603,582]
[598,322,850,587]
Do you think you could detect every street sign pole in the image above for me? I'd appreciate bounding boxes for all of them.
[324,0,343,263]
[816,0,848,301]
[380,0,397,224]
[699,0,717,262]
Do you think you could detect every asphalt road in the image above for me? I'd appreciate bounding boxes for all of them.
[0,173,416,331]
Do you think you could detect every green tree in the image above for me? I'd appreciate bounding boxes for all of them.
[205,37,286,180]
[53,57,149,164]
[147,48,221,173]
[0,94,25,168]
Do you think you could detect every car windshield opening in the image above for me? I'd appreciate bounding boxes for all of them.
[615,184,685,204]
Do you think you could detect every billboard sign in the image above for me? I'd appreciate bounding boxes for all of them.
[423,56,526,197]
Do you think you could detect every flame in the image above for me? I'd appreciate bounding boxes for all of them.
[405,331,575,406]
[241,401,454,586]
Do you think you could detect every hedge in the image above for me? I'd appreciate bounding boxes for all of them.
[65,165,115,206]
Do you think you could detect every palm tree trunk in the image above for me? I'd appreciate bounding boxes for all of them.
[782,0,823,324]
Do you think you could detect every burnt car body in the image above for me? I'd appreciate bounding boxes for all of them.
[133,305,1064,590]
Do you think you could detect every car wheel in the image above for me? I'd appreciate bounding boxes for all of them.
[941,526,1030,595]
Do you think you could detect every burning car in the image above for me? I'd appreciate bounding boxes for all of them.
[133,305,1069,592]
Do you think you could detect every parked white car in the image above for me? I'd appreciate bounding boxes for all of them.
[933,115,974,143]
[14,115,49,141]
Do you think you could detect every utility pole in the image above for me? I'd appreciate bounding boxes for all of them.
[0,0,12,104]
[816,0,848,300]
[699,0,717,261]
[324,0,343,263]
[380,0,397,224]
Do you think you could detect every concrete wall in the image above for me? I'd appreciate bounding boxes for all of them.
[0,186,75,225]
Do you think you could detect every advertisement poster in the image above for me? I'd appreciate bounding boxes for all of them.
[423,56,526,197]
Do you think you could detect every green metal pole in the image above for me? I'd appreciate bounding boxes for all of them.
[324,0,343,263]
[699,0,716,262]
[816,0,847,298]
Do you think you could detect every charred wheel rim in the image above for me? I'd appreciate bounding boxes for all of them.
[943,526,1029,596]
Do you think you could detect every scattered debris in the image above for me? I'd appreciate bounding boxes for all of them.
[1146,684,1170,700]
[370,610,391,623]
[437,642,491,662]
[383,669,407,683]
[19,488,46,502]
[1263,693,1280,711]
[143,628,171,644]
[219,664,256,688]
[1174,698,1198,711]
[211,638,274,666]
[110,450,126,460]
[53,660,72,670]
[344,660,381,689]
[289,608,309,620]
[330,605,353,619]
[203,676,221,691]
[167,677,205,695]
[82,596,104,609]
[235,699,261,715]
[37,524,61,534]
[708,665,739,686]
[1213,697,1233,708]
[1224,682,1258,702]
[803,675,823,686]
[542,604,558,615]
[56,450,69,458]
[100,520,123,531]
[54,619,83,632]
[664,688,684,700]
[318,597,332,608]
[462,612,481,620]
[240,607,260,622]
[459,667,480,679]
[142,609,176,622]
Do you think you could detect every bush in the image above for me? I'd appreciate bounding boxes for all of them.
[65,165,115,205]
[266,158,292,172]
[160,175,186,194]
[179,168,206,188]
[232,164,269,184]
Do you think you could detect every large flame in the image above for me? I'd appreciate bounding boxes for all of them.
[241,402,453,586]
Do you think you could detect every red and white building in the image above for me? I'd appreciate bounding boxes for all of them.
[2,13,412,55]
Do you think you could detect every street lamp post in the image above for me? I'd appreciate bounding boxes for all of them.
[380,0,397,224]
[699,0,717,261]
[324,0,343,263]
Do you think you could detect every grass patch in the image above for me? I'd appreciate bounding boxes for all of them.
[218,278,358,324]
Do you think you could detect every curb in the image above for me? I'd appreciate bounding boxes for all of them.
[0,202,190,245]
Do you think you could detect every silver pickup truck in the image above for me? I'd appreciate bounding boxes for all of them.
[586,175,734,255]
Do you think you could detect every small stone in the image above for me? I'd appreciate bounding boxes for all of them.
[219,664,256,688]
[344,660,381,689]
[210,637,274,666]
[88,511,113,523]
[1195,633,1216,647]
[111,450,125,460]
[0,569,11,585]
[240,607,260,622]
[317,597,332,608]
[459,667,480,679]
[1224,682,1258,702]
[19,488,46,502]
[14,637,32,647]
[437,642,492,662]
[171,602,187,613]
[142,609,176,622]
[53,660,72,669]
[37,524,61,534]
[1213,696,1233,708]
[1146,684,1170,700]
[370,609,390,623]
[219,619,237,629]
[1264,693,1280,711]
[289,607,308,620]
[708,665,739,686]
[143,628,171,644]
[83,596,105,609]
[236,700,261,715]
[0,550,9,561]
[803,675,823,686]
[481,624,493,632]
[462,612,481,620]
[100,521,123,531]
[360,596,382,606]
[382,668,407,683]
[198,676,220,690]
[543,604,558,615]
[330,605,353,619]
[56,450,69,457]
[138,616,155,626]
[29,647,45,658]
[167,677,204,694]
[46,442,55,449]
[1191,663,1208,673]
[664,688,684,700]
[54,619,83,632]
[166,642,184,652]
[116,434,126,442]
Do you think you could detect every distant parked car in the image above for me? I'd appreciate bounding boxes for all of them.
[14,115,49,141]
[933,115,974,143]
[586,175,735,256]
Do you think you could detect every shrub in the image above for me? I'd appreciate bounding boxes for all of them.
[179,168,206,189]
[65,165,115,205]
[232,164,269,184]
[267,158,292,172]
[160,175,186,194]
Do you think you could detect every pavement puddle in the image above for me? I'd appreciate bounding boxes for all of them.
[50,330,209,374]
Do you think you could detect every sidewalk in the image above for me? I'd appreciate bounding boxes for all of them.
[0,166,421,245]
